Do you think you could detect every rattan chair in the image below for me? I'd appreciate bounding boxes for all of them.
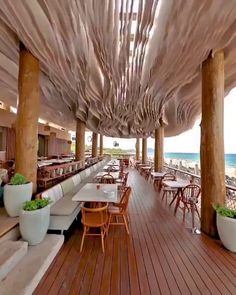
[174,184,201,230]
[107,187,131,234]
[100,173,115,184]
[116,172,129,187]
[161,172,177,204]
[80,203,108,252]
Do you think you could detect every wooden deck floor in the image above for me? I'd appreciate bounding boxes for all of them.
[34,168,236,295]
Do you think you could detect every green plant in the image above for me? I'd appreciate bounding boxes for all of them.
[213,204,236,219]
[23,198,51,211]
[10,173,27,185]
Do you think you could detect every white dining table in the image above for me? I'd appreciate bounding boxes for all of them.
[72,183,118,203]
[151,172,166,178]
[107,160,120,166]
[162,180,190,206]
[103,165,120,172]
[162,180,190,189]
[94,172,120,180]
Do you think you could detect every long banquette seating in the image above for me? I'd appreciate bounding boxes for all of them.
[40,157,109,234]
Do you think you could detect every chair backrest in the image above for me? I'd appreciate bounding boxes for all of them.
[119,186,132,213]
[123,172,129,186]
[81,203,108,226]
[182,184,201,203]
[100,173,115,184]
[163,172,176,181]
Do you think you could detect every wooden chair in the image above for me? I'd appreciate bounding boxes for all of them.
[80,203,108,252]
[144,167,152,181]
[161,172,177,204]
[116,172,129,187]
[100,173,115,184]
[108,186,131,234]
[174,184,201,231]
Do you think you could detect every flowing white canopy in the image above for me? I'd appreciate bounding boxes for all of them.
[0,0,236,137]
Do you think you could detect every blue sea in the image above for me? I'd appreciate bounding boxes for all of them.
[148,151,236,168]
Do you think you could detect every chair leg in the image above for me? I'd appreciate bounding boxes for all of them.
[174,196,181,215]
[80,227,86,252]
[195,205,201,220]
[127,214,130,224]
[107,214,112,232]
[123,215,130,235]
[162,191,166,201]
[191,204,195,231]
[153,180,157,191]
[101,228,105,253]
[183,204,186,223]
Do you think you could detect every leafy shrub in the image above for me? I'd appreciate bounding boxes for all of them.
[213,204,236,219]
[10,173,27,185]
[23,198,51,211]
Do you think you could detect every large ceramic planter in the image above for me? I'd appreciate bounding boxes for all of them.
[19,205,50,245]
[3,182,33,217]
[217,213,236,252]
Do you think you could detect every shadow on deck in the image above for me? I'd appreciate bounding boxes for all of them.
[34,168,236,295]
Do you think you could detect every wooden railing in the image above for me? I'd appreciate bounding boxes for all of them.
[86,156,101,166]
[37,160,85,189]
[104,153,134,159]
[163,165,236,211]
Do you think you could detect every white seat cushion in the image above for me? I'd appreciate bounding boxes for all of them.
[50,195,80,216]
[61,178,75,195]
[42,184,63,203]
[72,173,81,186]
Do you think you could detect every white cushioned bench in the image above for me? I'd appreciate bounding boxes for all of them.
[41,157,108,233]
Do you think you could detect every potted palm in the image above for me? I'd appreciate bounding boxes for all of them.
[4,173,32,217]
[214,204,236,252]
[20,198,51,245]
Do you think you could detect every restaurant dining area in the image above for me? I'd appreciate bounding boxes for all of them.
[0,0,236,294]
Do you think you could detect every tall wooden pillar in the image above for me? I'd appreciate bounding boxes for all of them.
[99,135,103,156]
[136,138,140,161]
[201,49,226,237]
[142,138,147,164]
[15,43,40,192]
[75,119,85,165]
[154,125,164,172]
[92,132,98,158]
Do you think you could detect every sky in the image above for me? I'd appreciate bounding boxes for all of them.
[84,88,236,154]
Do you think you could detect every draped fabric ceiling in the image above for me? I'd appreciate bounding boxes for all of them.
[0,0,236,137]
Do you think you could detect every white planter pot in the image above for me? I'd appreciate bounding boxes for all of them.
[19,205,50,246]
[217,213,236,252]
[3,182,33,217]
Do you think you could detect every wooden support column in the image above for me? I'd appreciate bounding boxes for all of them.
[99,135,103,156]
[15,43,40,192]
[154,125,164,172]
[142,138,147,164]
[75,119,85,165]
[136,138,140,161]
[201,49,226,237]
[92,132,98,158]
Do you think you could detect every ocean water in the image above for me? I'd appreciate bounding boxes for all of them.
[148,152,236,168]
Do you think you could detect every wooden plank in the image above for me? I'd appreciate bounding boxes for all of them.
[110,227,121,295]
[48,233,83,294]
[34,168,236,295]
[79,239,101,295]
[99,226,115,294]
[34,233,77,294]
[68,237,95,294]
